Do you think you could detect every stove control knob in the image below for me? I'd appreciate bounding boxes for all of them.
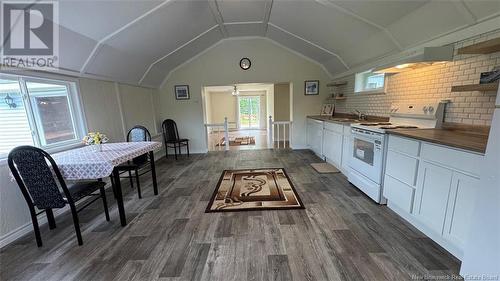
[428,106,434,113]
[423,106,428,113]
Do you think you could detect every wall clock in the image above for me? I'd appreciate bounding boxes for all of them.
[239,58,251,70]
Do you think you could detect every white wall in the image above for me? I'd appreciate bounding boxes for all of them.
[157,37,331,152]
[118,84,157,134]
[208,91,238,124]
[0,75,158,247]
[274,83,291,121]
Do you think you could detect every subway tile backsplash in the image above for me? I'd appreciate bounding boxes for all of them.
[333,30,500,126]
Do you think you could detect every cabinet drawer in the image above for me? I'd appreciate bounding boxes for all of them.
[421,143,483,177]
[383,175,415,213]
[324,122,343,134]
[388,135,420,156]
[385,150,418,186]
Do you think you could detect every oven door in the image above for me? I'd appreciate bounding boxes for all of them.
[350,129,384,184]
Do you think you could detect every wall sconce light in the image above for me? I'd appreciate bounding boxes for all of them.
[4,94,17,109]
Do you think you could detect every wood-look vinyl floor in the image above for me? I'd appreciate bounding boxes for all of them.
[0,150,461,281]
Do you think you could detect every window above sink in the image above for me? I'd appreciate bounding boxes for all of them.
[354,70,387,95]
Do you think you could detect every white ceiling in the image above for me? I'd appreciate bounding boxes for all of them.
[24,0,500,87]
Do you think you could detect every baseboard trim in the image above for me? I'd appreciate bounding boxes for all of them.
[291,145,309,150]
[0,207,68,248]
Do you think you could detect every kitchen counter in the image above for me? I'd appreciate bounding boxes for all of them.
[387,128,489,154]
[307,114,388,125]
[307,115,358,124]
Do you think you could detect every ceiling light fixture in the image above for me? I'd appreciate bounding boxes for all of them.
[395,63,412,69]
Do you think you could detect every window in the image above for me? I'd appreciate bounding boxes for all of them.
[0,74,86,158]
[354,70,386,94]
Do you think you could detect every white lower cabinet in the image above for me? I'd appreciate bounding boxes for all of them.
[307,119,323,157]
[341,134,352,173]
[443,172,479,250]
[322,127,343,167]
[383,174,414,213]
[307,118,351,172]
[385,135,482,259]
[414,161,454,234]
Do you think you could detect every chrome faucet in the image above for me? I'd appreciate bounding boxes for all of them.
[352,109,367,120]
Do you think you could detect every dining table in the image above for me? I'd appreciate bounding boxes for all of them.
[51,141,162,226]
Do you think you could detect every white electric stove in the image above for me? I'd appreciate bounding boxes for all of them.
[348,102,446,204]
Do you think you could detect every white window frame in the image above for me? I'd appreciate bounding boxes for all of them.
[354,70,387,95]
[0,73,87,159]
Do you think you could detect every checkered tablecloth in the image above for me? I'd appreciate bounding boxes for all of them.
[51,142,161,180]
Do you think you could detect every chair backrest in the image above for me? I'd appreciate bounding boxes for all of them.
[8,146,68,209]
[162,119,180,142]
[127,125,151,165]
[127,125,152,142]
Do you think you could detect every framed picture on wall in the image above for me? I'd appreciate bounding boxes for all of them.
[304,80,319,95]
[175,85,190,100]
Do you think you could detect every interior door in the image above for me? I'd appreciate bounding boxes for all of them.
[239,96,260,129]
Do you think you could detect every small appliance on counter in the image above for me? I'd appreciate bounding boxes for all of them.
[348,101,446,204]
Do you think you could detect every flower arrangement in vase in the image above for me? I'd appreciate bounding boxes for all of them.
[82,132,109,152]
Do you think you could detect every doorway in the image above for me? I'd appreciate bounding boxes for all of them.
[202,82,291,151]
[238,96,260,129]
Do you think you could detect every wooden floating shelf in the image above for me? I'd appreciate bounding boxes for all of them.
[327,81,348,87]
[457,38,500,55]
[451,82,499,92]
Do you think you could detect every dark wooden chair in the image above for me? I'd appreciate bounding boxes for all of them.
[111,125,153,199]
[8,146,110,247]
[162,119,189,160]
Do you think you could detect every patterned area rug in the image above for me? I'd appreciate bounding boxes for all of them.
[217,136,256,146]
[206,168,305,212]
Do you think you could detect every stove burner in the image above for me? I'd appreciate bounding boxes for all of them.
[380,126,398,129]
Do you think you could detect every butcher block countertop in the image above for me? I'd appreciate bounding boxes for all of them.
[387,127,489,154]
[308,113,388,124]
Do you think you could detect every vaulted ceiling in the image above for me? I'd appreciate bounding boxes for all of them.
[40,0,500,87]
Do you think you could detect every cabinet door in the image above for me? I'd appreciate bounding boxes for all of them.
[341,134,352,171]
[443,172,479,249]
[312,122,323,156]
[414,161,453,234]
[323,129,342,166]
[306,119,314,148]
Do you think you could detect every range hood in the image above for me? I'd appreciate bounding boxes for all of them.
[374,45,454,73]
